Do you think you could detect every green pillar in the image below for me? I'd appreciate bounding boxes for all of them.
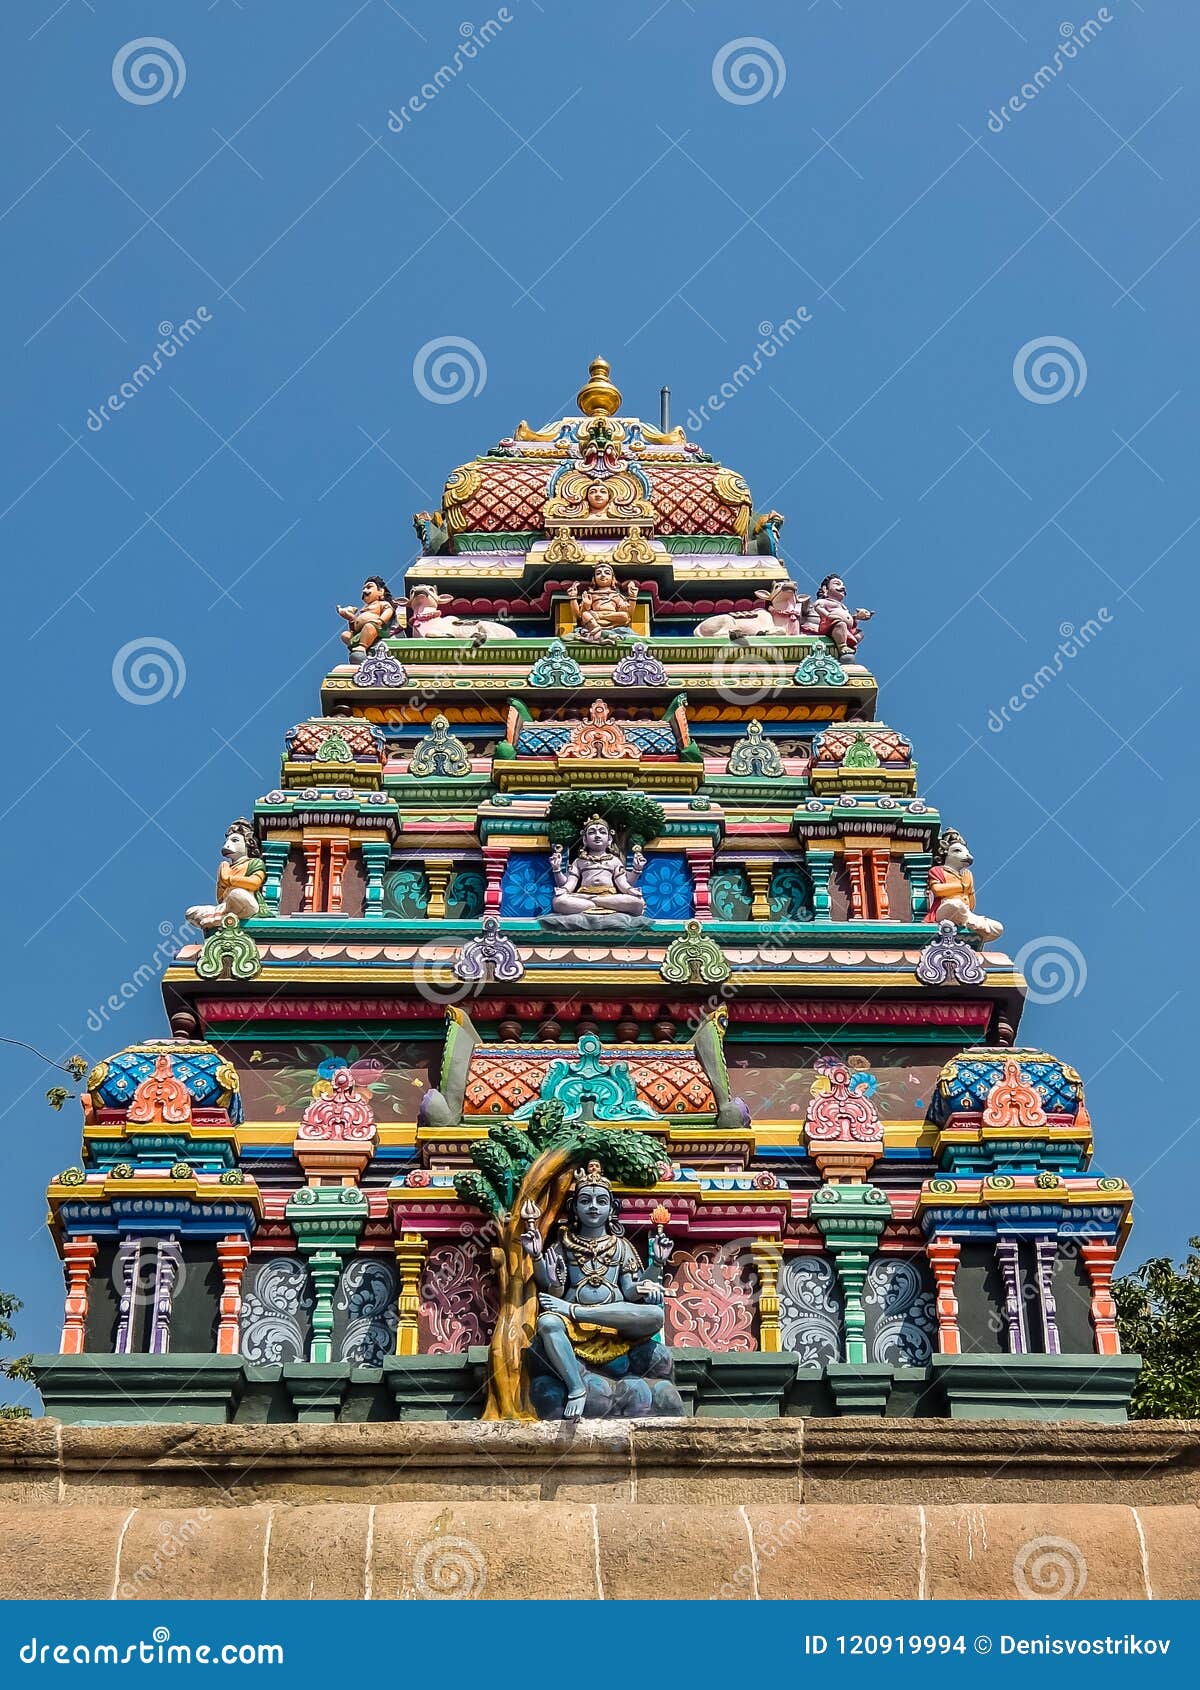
[807,849,835,920]
[904,851,933,920]
[285,1185,368,1365]
[360,839,393,921]
[810,1183,892,1364]
[261,838,290,915]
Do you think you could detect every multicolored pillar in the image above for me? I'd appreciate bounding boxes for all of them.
[810,1184,892,1364]
[926,1236,962,1355]
[393,1232,428,1357]
[1080,1239,1122,1355]
[216,1235,251,1356]
[59,1235,98,1356]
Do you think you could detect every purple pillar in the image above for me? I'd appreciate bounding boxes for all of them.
[149,1238,182,1355]
[114,1239,142,1354]
[995,1238,1028,1355]
[1034,1237,1061,1355]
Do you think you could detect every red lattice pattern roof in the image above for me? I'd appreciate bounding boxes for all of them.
[447,461,741,537]
[450,463,548,533]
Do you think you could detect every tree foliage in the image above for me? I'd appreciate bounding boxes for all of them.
[1113,1237,1200,1418]
[545,790,667,848]
[454,1099,666,1219]
[0,1290,31,1420]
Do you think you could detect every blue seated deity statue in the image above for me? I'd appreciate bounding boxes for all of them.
[521,1162,683,1420]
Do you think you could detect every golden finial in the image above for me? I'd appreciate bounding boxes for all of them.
[577,356,622,417]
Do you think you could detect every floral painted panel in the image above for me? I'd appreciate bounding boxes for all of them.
[778,1254,843,1366]
[334,1256,400,1366]
[419,1239,499,1353]
[864,1255,937,1366]
[239,1257,313,1364]
[664,1245,756,1351]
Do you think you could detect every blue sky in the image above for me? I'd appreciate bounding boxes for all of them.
[0,0,1196,1383]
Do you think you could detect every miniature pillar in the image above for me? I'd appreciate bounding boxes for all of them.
[926,1237,963,1355]
[393,1232,428,1357]
[995,1237,1029,1355]
[904,851,933,919]
[326,840,350,913]
[114,1238,143,1354]
[360,839,392,920]
[868,850,891,918]
[1034,1237,1061,1355]
[423,857,455,921]
[807,849,835,920]
[308,1251,343,1365]
[751,1241,781,1352]
[810,1184,891,1365]
[482,846,508,913]
[685,845,713,917]
[148,1238,182,1355]
[1080,1239,1122,1355]
[216,1235,252,1356]
[301,839,324,913]
[260,838,291,915]
[59,1235,98,1355]
[745,861,773,923]
[843,849,867,920]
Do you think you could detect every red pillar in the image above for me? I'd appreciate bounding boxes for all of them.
[59,1236,98,1355]
[685,846,713,917]
[927,1237,962,1356]
[216,1236,252,1356]
[1080,1239,1121,1356]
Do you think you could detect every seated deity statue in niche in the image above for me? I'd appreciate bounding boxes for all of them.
[185,820,266,930]
[565,561,639,641]
[549,815,646,919]
[521,1163,683,1420]
[336,576,395,662]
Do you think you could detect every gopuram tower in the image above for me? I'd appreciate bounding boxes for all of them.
[35,358,1137,1427]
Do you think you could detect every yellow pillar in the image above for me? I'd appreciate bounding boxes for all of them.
[393,1232,428,1356]
[424,858,455,920]
[746,861,773,922]
[752,1241,782,1352]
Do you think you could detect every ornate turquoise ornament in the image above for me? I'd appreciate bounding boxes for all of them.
[727,718,783,778]
[410,714,471,777]
[660,920,730,984]
[514,1033,663,1123]
[793,646,846,685]
[527,640,583,687]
